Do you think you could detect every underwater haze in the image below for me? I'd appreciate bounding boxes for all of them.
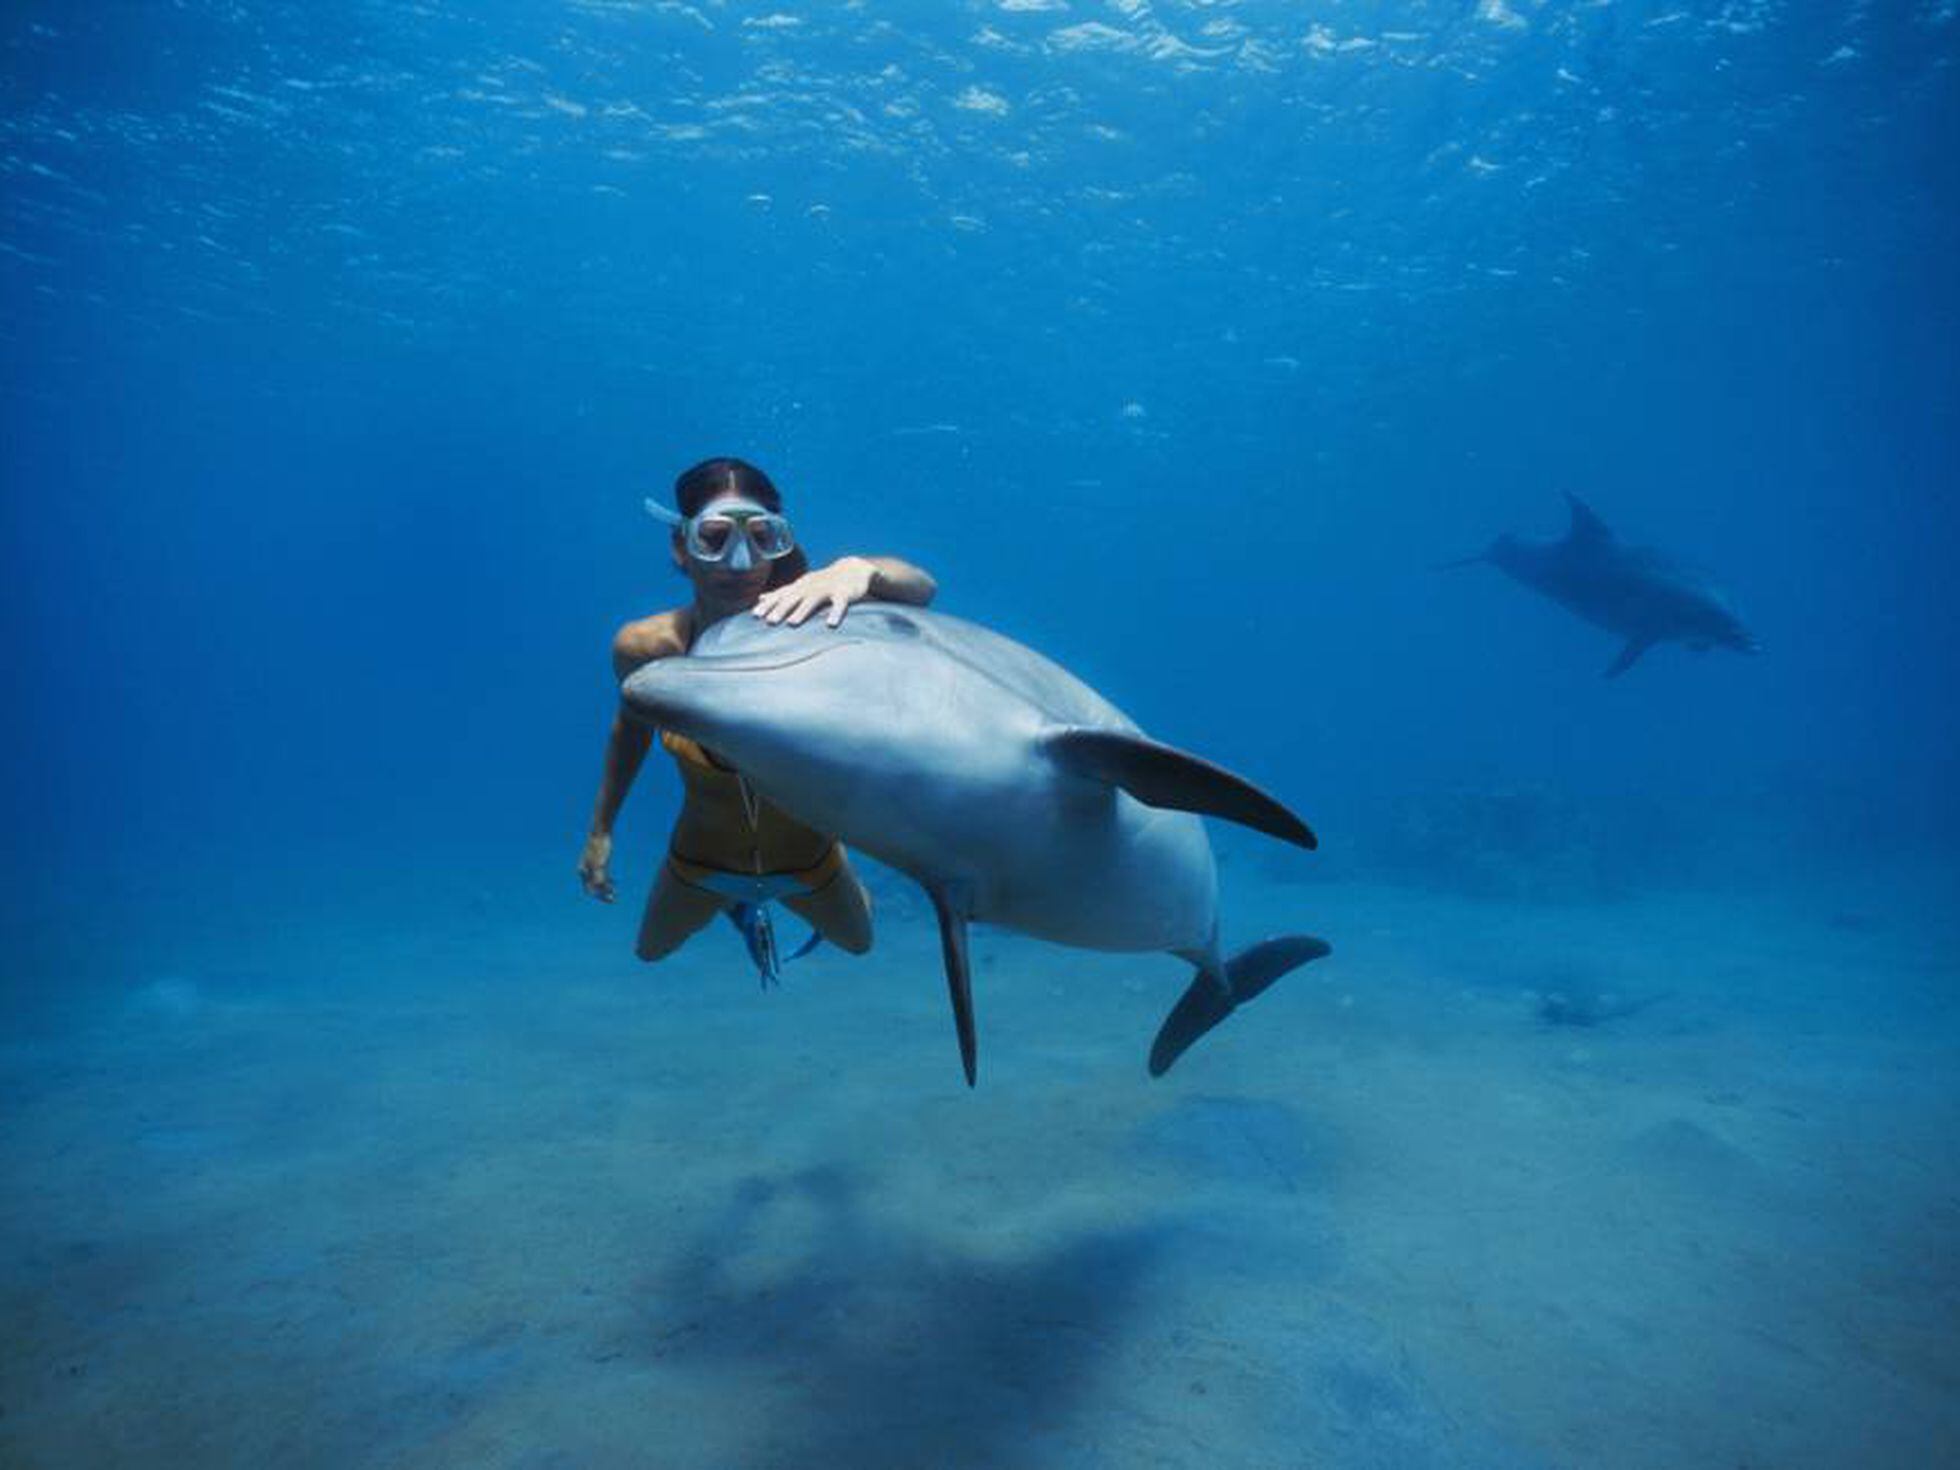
[3,3,1957,1468]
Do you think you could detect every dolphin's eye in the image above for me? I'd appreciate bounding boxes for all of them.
[866,611,920,637]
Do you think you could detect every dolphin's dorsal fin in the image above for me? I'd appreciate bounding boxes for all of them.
[1043,728,1317,850]
[1563,492,1616,545]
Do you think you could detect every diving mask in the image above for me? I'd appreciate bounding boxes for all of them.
[645,497,797,567]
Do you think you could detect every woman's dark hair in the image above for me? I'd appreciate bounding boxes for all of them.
[671,456,808,586]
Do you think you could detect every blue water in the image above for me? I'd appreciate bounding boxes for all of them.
[4,4,1956,1467]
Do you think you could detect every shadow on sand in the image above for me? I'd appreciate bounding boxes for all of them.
[626,1166,1176,1469]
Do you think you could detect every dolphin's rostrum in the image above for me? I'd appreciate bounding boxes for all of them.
[622,606,1330,1085]
[1444,492,1759,677]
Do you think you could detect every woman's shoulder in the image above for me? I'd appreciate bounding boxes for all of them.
[612,607,692,677]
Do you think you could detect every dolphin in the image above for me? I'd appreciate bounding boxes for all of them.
[621,605,1330,1086]
[1444,493,1760,677]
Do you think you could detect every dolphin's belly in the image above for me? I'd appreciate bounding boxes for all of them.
[978,797,1218,954]
[753,738,1218,955]
[1532,567,1652,634]
[1528,555,1709,640]
[908,771,1218,954]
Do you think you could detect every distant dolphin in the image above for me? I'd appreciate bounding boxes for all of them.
[1444,493,1760,677]
[622,606,1330,1086]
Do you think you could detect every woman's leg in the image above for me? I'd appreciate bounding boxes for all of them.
[782,853,874,954]
[635,861,729,962]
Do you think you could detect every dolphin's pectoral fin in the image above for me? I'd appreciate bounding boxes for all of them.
[1603,637,1653,678]
[927,886,979,1088]
[1043,728,1317,850]
[1148,936,1331,1077]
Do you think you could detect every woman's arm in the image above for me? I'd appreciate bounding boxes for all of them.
[862,555,936,607]
[577,621,673,900]
[579,707,653,900]
[754,554,938,628]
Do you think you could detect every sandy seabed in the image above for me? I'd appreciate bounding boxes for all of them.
[2,850,1956,1469]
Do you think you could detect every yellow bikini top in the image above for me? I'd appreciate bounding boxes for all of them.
[659,729,728,774]
[659,729,835,878]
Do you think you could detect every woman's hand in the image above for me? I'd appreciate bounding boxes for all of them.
[578,831,616,902]
[753,556,879,628]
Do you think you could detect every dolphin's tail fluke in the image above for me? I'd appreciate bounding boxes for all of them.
[1147,935,1331,1078]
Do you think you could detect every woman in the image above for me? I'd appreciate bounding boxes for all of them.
[578,456,937,965]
